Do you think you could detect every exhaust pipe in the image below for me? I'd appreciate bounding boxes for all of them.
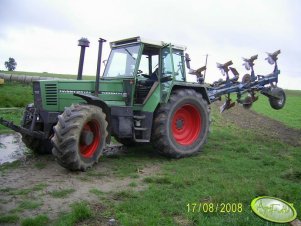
[94,38,106,96]
[77,37,90,80]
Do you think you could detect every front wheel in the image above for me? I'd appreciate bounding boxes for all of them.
[152,89,210,158]
[51,104,108,171]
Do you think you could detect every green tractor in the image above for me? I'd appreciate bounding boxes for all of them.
[1,36,211,171]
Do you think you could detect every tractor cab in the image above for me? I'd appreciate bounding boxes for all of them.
[102,37,188,106]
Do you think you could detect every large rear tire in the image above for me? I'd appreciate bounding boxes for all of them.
[21,104,52,154]
[151,89,210,158]
[269,87,286,110]
[51,104,108,171]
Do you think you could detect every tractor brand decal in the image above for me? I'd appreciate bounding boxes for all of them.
[59,90,91,94]
[251,196,297,223]
[100,91,127,97]
[59,90,127,97]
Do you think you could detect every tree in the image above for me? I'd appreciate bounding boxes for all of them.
[4,58,17,71]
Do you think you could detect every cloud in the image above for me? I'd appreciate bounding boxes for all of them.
[0,0,75,36]
[0,0,300,89]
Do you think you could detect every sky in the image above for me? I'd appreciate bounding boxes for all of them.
[0,0,300,89]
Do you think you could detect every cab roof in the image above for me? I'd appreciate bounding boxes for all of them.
[110,36,187,51]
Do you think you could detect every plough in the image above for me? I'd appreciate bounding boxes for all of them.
[188,50,285,112]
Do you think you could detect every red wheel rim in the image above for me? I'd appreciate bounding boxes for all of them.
[79,120,101,158]
[171,104,202,146]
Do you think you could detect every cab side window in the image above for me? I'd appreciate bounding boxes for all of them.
[172,50,185,81]
[162,48,173,77]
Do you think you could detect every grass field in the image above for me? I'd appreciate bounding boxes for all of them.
[102,107,301,226]
[1,104,300,225]
[0,74,300,225]
[252,90,301,129]
[0,82,33,133]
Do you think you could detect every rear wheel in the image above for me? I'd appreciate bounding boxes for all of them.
[269,87,286,110]
[152,89,210,158]
[51,104,108,171]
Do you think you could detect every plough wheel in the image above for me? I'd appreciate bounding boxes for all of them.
[242,96,253,109]
[269,87,286,110]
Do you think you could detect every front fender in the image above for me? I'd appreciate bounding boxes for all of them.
[74,93,111,143]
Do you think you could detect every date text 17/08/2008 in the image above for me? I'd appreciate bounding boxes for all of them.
[186,203,243,213]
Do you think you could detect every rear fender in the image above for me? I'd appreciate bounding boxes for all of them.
[171,84,210,104]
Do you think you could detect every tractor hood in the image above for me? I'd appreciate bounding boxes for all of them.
[34,78,133,112]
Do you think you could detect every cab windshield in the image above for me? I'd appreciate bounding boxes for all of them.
[103,44,140,78]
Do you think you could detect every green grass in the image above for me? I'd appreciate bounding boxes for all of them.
[0,160,21,171]
[21,215,49,226]
[54,202,92,226]
[33,183,48,191]
[0,108,25,133]
[11,200,43,213]
[128,182,138,187]
[0,82,33,107]
[34,162,47,169]
[0,214,19,224]
[0,81,33,132]
[18,200,42,210]
[89,188,105,197]
[99,106,301,226]
[7,188,32,196]
[0,183,48,197]
[252,90,301,129]
[49,188,76,198]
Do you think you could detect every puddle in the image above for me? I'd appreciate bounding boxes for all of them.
[0,133,26,164]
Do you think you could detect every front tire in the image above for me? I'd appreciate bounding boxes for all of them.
[51,104,108,171]
[152,89,210,158]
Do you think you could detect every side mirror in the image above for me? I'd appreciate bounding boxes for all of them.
[185,53,191,69]
[103,59,107,67]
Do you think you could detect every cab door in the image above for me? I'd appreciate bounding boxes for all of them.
[160,44,174,102]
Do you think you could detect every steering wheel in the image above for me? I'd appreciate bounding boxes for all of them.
[137,70,151,79]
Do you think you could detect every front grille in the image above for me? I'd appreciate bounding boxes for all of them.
[45,83,58,105]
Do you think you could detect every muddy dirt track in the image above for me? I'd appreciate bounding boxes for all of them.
[219,103,301,147]
[0,154,160,221]
[0,103,300,224]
